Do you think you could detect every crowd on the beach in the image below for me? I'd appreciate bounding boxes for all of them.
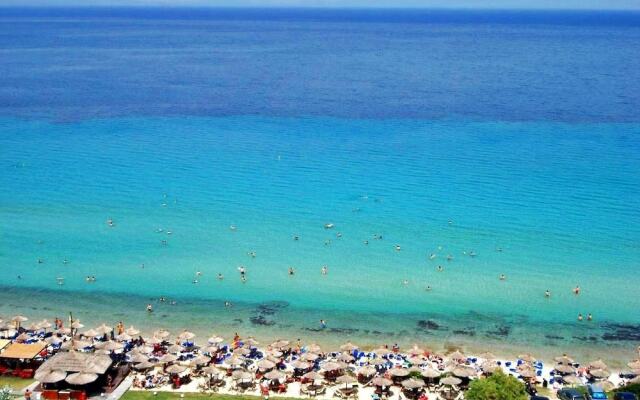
[1,315,640,400]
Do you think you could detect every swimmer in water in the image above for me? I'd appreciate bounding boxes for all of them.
[499,274,506,281]
[161,240,167,246]
[425,285,432,291]
[573,285,580,295]
[545,289,551,298]
[17,275,22,280]
[63,258,69,264]
[56,277,64,285]
[107,218,114,227]
[192,279,199,284]
[321,266,328,275]
[429,253,436,260]
[293,235,299,241]
[241,276,247,283]
[217,273,224,280]
[141,263,145,269]
[437,266,444,272]
[336,232,342,238]
[319,319,327,329]
[447,254,453,261]
[587,313,593,321]
[238,266,246,276]
[37,258,43,264]
[363,240,369,245]
[146,304,153,313]
[402,279,409,286]
[225,301,232,307]
[324,239,331,246]
[288,267,295,276]
[578,313,583,321]
[248,251,256,258]
[230,225,237,231]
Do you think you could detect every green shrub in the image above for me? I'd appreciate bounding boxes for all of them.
[466,371,528,400]
[0,386,13,400]
[614,383,640,397]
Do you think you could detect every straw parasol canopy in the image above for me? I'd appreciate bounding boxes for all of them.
[154,329,170,339]
[12,315,29,323]
[129,354,149,363]
[203,345,219,354]
[301,352,319,362]
[402,378,425,389]
[481,361,501,374]
[38,370,67,383]
[145,337,163,345]
[202,366,221,375]
[448,350,466,361]
[441,376,462,386]
[388,368,410,377]
[358,366,377,376]
[177,330,196,341]
[555,355,574,364]
[292,360,312,370]
[271,340,290,350]
[233,347,251,356]
[373,347,391,356]
[372,377,393,387]
[588,360,608,370]
[244,337,259,346]
[232,370,253,381]
[336,375,357,385]
[518,367,537,379]
[422,368,441,378]
[45,336,63,345]
[116,333,132,342]
[563,375,582,385]
[133,361,155,370]
[191,355,211,366]
[208,336,224,344]
[159,354,178,364]
[452,366,476,378]
[323,361,346,372]
[82,329,100,338]
[97,341,123,351]
[369,358,386,366]
[126,326,140,336]
[408,356,425,365]
[70,320,84,329]
[340,342,358,352]
[130,346,153,355]
[555,364,576,374]
[167,344,184,354]
[307,344,322,353]
[95,324,112,335]
[166,364,187,374]
[518,353,537,363]
[257,359,276,371]
[38,320,53,330]
[338,353,355,363]
[589,369,610,379]
[226,356,245,368]
[264,370,285,381]
[628,360,640,370]
[303,371,323,380]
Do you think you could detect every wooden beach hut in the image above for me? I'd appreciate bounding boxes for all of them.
[0,341,47,378]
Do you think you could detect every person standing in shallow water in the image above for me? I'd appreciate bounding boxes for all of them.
[320,319,326,329]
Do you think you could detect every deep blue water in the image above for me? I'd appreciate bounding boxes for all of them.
[1,8,640,359]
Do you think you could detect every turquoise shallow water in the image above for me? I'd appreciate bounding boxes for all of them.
[1,116,639,362]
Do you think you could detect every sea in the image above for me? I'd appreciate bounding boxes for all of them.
[1,7,639,365]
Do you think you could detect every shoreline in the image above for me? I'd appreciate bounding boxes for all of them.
[1,285,638,368]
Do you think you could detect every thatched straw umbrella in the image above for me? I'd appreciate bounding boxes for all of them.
[301,353,319,362]
[115,333,132,342]
[518,368,537,379]
[336,374,357,388]
[562,375,582,385]
[518,354,537,363]
[257,359,276,371]
[481,362,501,374]
[338,353,355,363]
[628,360,640,370]
[271,340,290,350]
[358,366,377,376]
[422,368,441,379]
[264,370,285,381]
[369,358,386,366]
[408,345,426,356]
[340,342,358,352]
[372,377,393,387]
[82,329,99,338]
[402,378,425,389]
[177,330,195,341]
[479,352,497,361]
[303,371,323,380]
[145,337,163,345]
[129,354,149,363]
[94,324,112,335]
[555,355,574,364]
[372,347,390,356]
[191,355,211,366]
[588,360,608,370]
[45,336,63,345]
[125,326,140,336]
[167,344,184,354]
[244,337,259,347]
[452,366,476,378]
[66,372,98,385]
[307,344,322,353]
[555,364,576,374]
[292,360,312,370]
[207,336,224,344]
[154,329,170,339]
[589,369,610,379]
[166,364,187,374]
[97,341,123,351]
[201,366,221,376]
[441,376,462,386]
[448,350,466,362]
[159,353,178,364]
[323,362,346,372]
[232,370,252,382]
[388,368,410,377]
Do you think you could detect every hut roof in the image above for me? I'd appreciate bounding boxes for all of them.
[0,342,46,359]
[38,351,112,374]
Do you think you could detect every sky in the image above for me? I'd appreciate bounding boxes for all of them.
[1,0,639,9]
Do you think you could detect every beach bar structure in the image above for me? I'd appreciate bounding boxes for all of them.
[0,341,47,378]
[35,351,113,400]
